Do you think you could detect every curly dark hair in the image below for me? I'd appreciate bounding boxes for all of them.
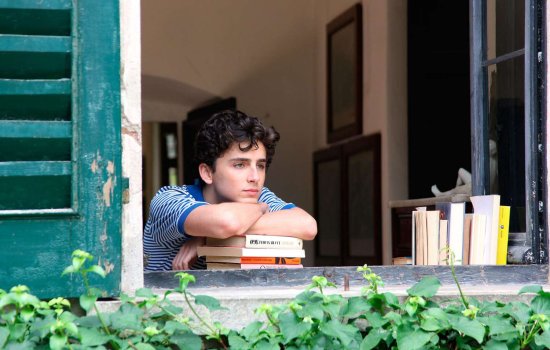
[194,110,280,171]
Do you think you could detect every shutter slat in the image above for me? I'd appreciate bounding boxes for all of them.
[0,34,70,53]
[0,0,71,10]
[0,79,70,95]
[0,120,71,138]
[0,161,71,176]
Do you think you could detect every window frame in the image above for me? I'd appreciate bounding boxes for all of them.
[469,0,547,264]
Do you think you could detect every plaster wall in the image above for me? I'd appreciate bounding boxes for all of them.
[120,0,144,291]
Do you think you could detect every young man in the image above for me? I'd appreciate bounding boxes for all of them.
[143,110,317,271]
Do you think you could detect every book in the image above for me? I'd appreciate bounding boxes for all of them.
[206,234,303,249]
[426,210,440,265]
[205,256,302,264]
[414,210,427,265]
[435,202,465,265]
[469,213,487,265]
[411,207,427,265]
[470,195,500,264]
[496,205,511,265]
[438,219,448,265]
[206,263,304,270]
[392,256,412,265]
[197,246,305,258]
[463,214,473,265]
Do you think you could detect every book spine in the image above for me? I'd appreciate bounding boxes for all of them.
[496,206,511,265]
[245,235,303,249]
[240,257,302,264]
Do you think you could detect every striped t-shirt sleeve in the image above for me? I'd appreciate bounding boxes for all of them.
[146,186,208,244]
[259,187,296,211]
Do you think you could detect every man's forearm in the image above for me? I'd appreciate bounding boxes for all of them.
[184,202,268,239]
[245,207,317,240]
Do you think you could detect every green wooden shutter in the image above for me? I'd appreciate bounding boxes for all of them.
[0,0,122,298]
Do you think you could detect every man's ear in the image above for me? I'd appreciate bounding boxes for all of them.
[198,163,214,184]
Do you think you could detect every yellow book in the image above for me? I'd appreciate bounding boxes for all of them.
[496,206,511,265]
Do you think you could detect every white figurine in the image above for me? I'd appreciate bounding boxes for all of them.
[431,140,497,197]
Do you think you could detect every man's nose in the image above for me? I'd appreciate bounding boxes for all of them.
[248,167,259,182]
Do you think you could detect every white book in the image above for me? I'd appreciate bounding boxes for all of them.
[470,195,500,264]
[197,246,305,258]
[435,202,465,265]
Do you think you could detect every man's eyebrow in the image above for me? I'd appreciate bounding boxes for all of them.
[228,158,267,162]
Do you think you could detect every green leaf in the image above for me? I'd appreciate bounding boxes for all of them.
[79,294,97,312]
[396,325,432,350]
[532,293,550,316]
[501,301,531,324]
[0,327,8,348]
[360,328,388,350]
[519,285,544,294]
[279,312,312,342]
[341,296,371,318]
[49,334,67,350]
[384,311,402,325]
[484,316,517,337]
[365,311,388,328]
[451,317,485,344]
[134,343,156,350]
[319,319,359,347]
[194,294,226,311]
[79,327,111,346]
[535,330,550,348]
[170,331,203,350]
[482,339,508,350]
[136,288,156,298]
[407,276,441,298]
[228,333,250,350]
[163,320,190,335]
[87,265,106,278]
[383,292,401,309]
[239,321,263,341]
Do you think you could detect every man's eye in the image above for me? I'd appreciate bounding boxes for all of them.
[234,163,244,168]
[257,164,266,170]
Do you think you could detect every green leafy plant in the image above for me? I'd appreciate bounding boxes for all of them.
[1,249,550,349]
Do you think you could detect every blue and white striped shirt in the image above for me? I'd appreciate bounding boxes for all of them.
[143,184,295,271]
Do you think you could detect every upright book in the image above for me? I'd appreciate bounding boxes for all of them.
[496,205,511,265]
[435,202,465,265]
[470,195,500,264]
[206,234,303,249]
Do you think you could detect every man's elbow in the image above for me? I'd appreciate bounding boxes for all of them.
[301,216,318,240]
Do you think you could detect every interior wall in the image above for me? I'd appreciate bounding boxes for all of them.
[141,0,319,264]
[315,0,408,265]
[141,0,408,266]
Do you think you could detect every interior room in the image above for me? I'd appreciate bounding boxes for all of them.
[140,1,473,266]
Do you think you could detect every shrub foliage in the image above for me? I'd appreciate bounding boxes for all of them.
[1,250,550,349]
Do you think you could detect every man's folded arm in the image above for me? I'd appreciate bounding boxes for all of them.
[183,202,268,239]
[245,207,317,240]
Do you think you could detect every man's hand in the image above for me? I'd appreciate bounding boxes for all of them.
[172,237,205,270]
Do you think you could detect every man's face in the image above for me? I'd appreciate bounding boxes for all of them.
[207,141,267,204]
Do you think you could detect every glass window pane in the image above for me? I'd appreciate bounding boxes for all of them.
[486,0,524,60]
[487,56,525,233]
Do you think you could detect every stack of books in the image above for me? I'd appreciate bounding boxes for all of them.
[412,195,511,266]
[197,234,305,270]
